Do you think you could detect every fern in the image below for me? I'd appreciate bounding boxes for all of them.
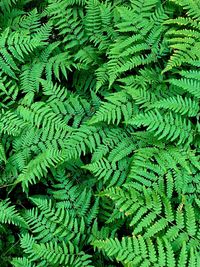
[168,76,200,99]
[0,200,27,228]
[150,95,199,116]
[16,149,64,190]
[0,0,200,266]
[20,233,93,266]
[88,91,134,125]
[127,110,194,145]
[11,257,35,267]
[93,235,200,267]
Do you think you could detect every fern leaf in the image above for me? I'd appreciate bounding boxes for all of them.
[151,95,199,116]
[0,199,27,228]
[16,149,64,190]
[169,78,200,99]
[127,110,193,144]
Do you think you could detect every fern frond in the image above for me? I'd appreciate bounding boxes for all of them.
[0,199,27,228]
[16,149,64,190]
[0,0,18,12]
[0,110,27,136]
[151,95,199,116]
[127,110,193,144]
[170,0,200,21]
[0,26,50,78]
[11,257,35,267]
[83,157,130,187]
[88,92,134,125]
[20,233,93,266]
[168,77,200,99]
[62,126,100,159]
[92,236,192,267]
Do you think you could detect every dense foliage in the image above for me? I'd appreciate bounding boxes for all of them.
[0,0,200,266]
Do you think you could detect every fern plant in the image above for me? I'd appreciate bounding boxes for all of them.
[0,0,200,266]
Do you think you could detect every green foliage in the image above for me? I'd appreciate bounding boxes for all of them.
[0,199,27,228]
[0,0,200,266]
